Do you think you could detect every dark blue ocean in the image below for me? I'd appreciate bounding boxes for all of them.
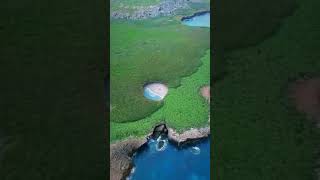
[128,136,210,180]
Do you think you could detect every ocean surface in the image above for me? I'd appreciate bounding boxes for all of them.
[128,136,210,180]
[181,12,210,28]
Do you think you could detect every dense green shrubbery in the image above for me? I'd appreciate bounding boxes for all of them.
[212,0,297,84]
[110,19,209,122]
[0,1,107,179]
[213,0,320,179]
[213,0,297,51]
[111,51,210,141]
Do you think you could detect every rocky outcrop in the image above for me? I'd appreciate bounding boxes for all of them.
[111,0,190,20]
[151,123,168,138]
[168,126,210,146]
[110,138,147,180]
[181,10,210,21]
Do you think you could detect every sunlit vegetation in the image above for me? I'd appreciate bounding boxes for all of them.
[111,51,210,142]
[110,19,209,123]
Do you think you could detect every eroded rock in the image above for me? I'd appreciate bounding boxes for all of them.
[111,0,190,20]
[152,123,168,138]
[168,126,210,146]
[110,138,147,180]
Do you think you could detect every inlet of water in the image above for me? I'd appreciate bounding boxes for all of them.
[181,12,210,28]
[127,136,210,180]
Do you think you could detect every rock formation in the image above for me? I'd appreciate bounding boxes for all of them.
[168,126,210,146]
[111,0,190,20]
[110,138,147,180]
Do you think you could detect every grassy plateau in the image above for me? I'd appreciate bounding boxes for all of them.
[213,0,320,179]
[0,1,107,179]
[110,18,209,123]
[111,50,210,141]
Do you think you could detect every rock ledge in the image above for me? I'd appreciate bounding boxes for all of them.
[168,126,210,146]
[110,138,147,180]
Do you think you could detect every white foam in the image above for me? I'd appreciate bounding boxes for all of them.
[190,146,201,155]
[155,136,168,151]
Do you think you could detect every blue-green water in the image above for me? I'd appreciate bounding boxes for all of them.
[181,12,210,28]
[144,87,162,101]
[128,136,210,180]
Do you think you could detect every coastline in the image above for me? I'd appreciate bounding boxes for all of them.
[110,123,210,180]
[180,10,210,21]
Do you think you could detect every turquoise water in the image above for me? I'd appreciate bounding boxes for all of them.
[181,12,210,27]
[144,87,163,101]
[128,136,210,180]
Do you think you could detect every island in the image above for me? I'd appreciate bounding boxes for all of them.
[109,0,211,179]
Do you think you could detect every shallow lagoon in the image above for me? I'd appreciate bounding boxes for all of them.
[128,136,210,180]
[144,87,163,101]
[181,12,210,28]
[143,83,168,101]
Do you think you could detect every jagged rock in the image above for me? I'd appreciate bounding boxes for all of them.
[110,138,147,180]
[168,126,210,146]
[152,123,168,138]
[111,0,191,20]
[181,10,210,21]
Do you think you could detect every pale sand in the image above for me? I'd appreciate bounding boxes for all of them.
[145,83,168,99]
[200,86,210,102]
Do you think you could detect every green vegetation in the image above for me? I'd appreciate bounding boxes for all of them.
[213,0,296,51]
[213,0,320,179]
[213,0,297,83]
[187,1,210,11]
[111,50,210,142]
[0,0,106,179]
[111,0,210,13]
[111,19,209,122]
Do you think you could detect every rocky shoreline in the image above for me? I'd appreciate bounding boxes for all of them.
[168,126,210,146]
[110,123,210,180]
[111,0,190,20]
[181,10,210,21]
[110,138,147,180]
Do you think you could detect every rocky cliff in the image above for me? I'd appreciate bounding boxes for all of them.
[111,0,190,20]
